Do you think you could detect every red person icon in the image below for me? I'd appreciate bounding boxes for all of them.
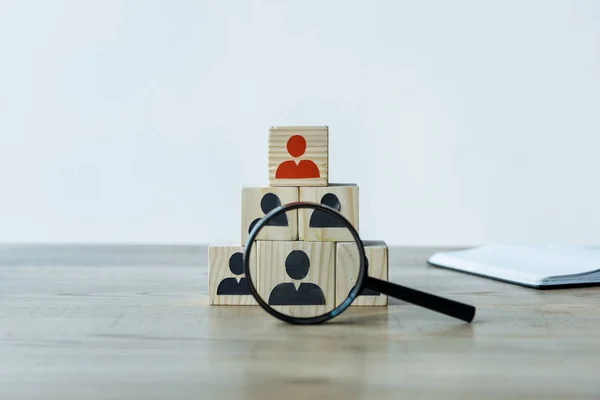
[275,135,320,179]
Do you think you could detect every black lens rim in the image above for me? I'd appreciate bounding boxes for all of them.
[243,201,367,325]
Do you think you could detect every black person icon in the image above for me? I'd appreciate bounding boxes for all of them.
[216,252,251,295]
[309,193,346,228]
[347,257,380,297]
[248,193,288,233]
[268,250,326,306]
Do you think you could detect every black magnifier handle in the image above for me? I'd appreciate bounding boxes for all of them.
[364,277,476,323]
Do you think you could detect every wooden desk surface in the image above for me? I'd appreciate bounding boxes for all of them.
[1,245,599,400]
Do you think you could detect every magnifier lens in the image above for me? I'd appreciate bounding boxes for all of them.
[246,204,362,321]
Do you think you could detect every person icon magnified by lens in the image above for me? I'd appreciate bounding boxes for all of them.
[268,250,326,306]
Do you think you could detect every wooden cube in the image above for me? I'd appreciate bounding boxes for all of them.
[299,184,359,242]
[241,187,299,245]
[208,245,257,305]
[336,241,388,306]
[256,240,335,318]
[268,126,328,187]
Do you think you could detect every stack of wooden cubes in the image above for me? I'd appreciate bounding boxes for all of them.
[208,126,388,308]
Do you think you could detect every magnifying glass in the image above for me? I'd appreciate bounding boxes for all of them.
[243,201,476,325]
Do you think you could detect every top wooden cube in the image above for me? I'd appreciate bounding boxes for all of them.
[268,126,328,187]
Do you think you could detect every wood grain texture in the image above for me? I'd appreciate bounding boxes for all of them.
[337,240,388,306]
[1,244,600,400]
[255,240,335,318]
[268,126,328,187]
[241,187,299,244]
[299,184,359,241]
[208,245,257,305]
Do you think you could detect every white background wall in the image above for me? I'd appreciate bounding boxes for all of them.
[0,0,599,246]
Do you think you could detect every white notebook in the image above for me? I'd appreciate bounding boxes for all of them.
[428,245,600,288]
